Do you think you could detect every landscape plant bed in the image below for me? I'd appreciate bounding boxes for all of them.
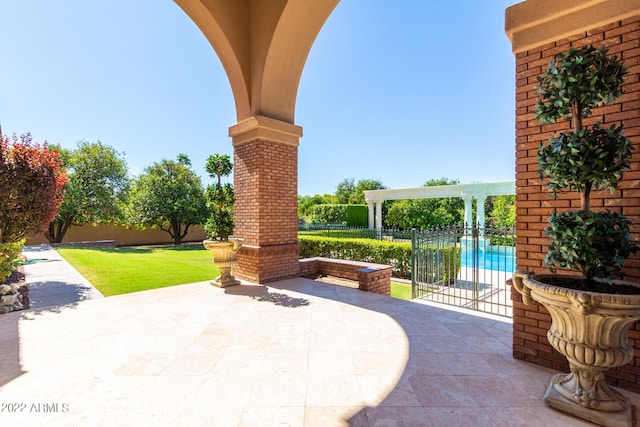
[1,266,28,312]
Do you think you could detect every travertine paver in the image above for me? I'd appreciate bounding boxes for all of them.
[1,247,639,426]
[21,244,103,310]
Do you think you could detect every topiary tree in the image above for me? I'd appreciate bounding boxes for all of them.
[536,45,638,287]
[0,132,67,280]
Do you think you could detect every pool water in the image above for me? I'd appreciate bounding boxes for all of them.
[460,245,515,272]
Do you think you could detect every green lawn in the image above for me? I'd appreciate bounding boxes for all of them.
[391,281,412,300]
[56,245,218,296]
[57,245,414,300]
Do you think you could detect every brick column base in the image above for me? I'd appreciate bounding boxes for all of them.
[235,243,301,283]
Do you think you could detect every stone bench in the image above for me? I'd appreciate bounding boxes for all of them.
[299,257,392,296]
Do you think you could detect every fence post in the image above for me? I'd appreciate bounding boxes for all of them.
[411,228,417,299]
[472,223,479,310]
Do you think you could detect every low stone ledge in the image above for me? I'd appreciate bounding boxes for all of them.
[300,257,392,296]
[50,240,116,249]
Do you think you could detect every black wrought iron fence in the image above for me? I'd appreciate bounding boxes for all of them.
[411,224,515,318]
[298,224,412,240]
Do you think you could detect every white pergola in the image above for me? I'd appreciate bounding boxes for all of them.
[363,181,516,230]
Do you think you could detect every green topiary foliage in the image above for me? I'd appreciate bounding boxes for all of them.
[535,45,639,283]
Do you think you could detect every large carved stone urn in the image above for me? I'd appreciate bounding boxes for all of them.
[512,272,640,427]
[203,238,243,288]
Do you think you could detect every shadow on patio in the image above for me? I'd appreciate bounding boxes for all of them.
[2,272,639,426]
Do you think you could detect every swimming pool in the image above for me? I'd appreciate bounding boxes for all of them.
[460,245,515,272]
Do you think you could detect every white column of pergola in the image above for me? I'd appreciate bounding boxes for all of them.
[363,181,515,230]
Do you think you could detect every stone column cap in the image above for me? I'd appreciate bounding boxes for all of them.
[229,115,303,147]
[506,0,640,54]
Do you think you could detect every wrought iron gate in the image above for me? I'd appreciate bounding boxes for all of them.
[411,224,515,317]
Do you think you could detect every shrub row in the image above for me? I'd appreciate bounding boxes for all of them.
[299,235,462,282]
[299,235,411,277]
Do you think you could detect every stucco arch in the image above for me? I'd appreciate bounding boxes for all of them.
[173,0,339,123]
[173,0,339,283]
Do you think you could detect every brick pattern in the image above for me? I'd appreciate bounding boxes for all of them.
[235,243,300,283]
[233,138,300,283]
[299,257,392,296]
[513,16,640,393]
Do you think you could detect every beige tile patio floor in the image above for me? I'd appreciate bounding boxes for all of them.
[1,248,640,426]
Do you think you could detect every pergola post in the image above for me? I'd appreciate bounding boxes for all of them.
[462,196,474,228]
[367,201,375,229]
[375,200,383,230]
[475,194,486,234]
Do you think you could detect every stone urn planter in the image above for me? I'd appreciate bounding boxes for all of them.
[512,272,640,427]
[203,238,243,288]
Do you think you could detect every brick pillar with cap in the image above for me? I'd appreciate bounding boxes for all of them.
[230,115,302,283]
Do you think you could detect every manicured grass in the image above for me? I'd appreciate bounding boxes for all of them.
[56,245,218,296]
[57,244,414,300]
[391,281,412,300]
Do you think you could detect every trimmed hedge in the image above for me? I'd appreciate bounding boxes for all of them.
[309,204,368,226]
[345,205,368,227]
[299,235,411,277]
[299,235,461,281]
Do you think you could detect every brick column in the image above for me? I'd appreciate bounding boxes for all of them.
[230,115,302,283]
[506,1,640,393]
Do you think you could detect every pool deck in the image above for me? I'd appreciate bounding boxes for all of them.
[1,245,639,426]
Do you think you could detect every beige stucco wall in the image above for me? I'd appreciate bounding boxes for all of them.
[26,224,206,247]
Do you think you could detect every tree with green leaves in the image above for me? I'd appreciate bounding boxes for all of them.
[45,141,129,243]
[384,178,464,229]
[334,178,356,204]
[487,195,515,227]
[126,155,207,245]
[298,194,334,218]
[334,178,386,204]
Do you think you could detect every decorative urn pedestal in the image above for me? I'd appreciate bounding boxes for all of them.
[203,238,243,288]
[512,272,640,427]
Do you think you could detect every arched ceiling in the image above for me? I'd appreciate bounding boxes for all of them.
[174,0,339,124]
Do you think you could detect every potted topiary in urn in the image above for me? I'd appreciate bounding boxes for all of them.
[203,154,243,287]
[512,45,640,427]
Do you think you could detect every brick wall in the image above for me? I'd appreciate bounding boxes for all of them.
[513,16,640,393]
[233,138,301,282]
[299,257,392,296]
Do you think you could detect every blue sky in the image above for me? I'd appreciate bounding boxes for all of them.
[1,1,520,196]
